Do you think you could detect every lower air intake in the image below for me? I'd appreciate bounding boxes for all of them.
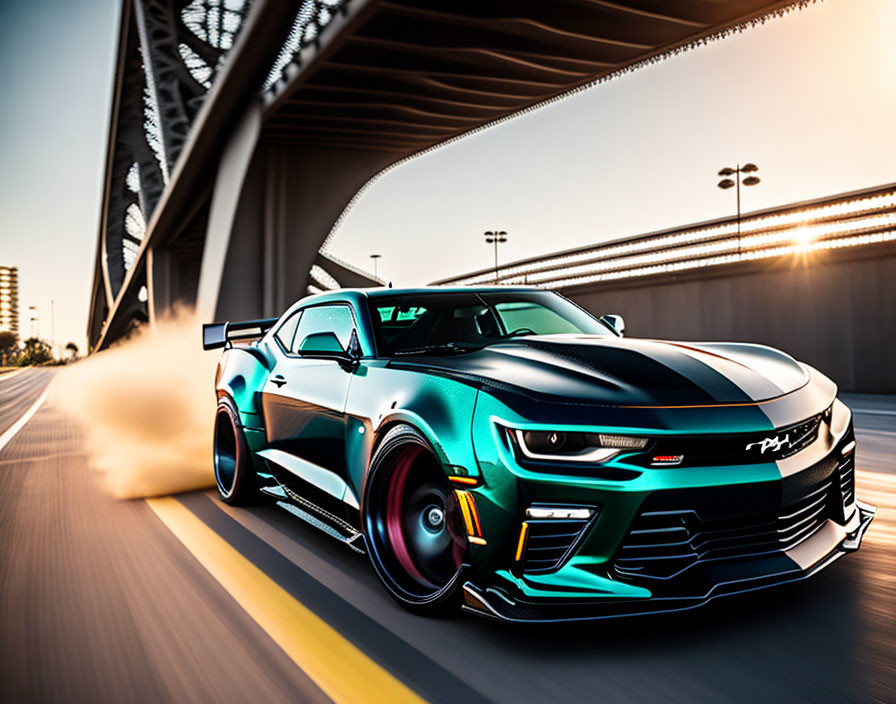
[839,454,855,507]
[614,480,836,581]
[522,518,591,573]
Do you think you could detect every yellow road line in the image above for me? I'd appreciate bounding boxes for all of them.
[146,496,427,704]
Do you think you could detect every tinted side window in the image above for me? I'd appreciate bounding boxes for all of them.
[274,312,301,351]
[292,305,355,353]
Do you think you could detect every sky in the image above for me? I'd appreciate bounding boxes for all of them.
[0,0,119,353]
[0,0,895,352]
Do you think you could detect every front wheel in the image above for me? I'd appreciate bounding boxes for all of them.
[363,425,468,614]
[213,398,258,505]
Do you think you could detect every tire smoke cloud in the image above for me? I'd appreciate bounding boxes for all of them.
[51,310,218,498]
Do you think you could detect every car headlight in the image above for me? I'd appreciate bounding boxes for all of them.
[512,429,647,463]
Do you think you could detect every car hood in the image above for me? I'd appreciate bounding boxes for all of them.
[390,335,811,406]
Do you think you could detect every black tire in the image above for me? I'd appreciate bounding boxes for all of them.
[363,424,468,615]
[213,397,258,505]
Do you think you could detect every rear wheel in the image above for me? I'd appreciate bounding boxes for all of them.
[363,425,468,614]
[214,398,258,505]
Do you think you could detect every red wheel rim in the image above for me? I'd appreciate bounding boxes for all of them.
[381,446,465,592]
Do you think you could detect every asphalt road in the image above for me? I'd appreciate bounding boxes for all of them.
[1,369,893,704]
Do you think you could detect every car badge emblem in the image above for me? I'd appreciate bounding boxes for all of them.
[746,433,791,455]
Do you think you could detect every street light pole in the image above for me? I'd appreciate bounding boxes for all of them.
[483,230,508,283]
[369,254,382,280]
[717,163,760,258]
[28,305,39,338]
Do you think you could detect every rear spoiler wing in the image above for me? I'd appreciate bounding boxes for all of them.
[202,317,279,350]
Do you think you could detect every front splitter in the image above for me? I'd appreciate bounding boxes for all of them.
[462,500,876,623]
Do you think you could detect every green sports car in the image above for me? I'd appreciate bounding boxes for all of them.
[203,286,874,621]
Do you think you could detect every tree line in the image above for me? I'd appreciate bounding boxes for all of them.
[0,331,79,367]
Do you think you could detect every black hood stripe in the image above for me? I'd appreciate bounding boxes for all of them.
[390,335,806,407]
[613,340,754,405]
[651,341,785,402]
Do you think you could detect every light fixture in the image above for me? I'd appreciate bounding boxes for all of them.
[512,429,647,463]
[514,523,529,562]
[525,506,595,520]
[651,454,684,466]
[456,490,486,545]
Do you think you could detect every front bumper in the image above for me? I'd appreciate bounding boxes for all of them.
[462,500,875,622]
[462,388,873,622]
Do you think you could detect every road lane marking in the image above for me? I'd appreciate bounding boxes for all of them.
[0,390,47,454]
[146,496,428,704]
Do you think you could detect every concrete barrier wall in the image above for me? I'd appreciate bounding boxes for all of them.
[566,249,896,393]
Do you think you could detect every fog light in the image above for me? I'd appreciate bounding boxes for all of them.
[841,440,856,457]
[525,506,595,520]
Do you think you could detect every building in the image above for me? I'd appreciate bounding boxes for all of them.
[0,266,19,341]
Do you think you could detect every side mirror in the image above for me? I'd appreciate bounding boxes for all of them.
[298,331,349,358]
[600,314,625,336]
[346,329,362,359]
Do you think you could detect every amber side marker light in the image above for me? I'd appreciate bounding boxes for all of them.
[456,490,486,545]
[514,522,529,562]
[448,475,479,486]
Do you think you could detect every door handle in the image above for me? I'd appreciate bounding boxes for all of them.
[271,375,287,388]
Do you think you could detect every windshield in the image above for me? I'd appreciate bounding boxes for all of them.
[367,290,613,356]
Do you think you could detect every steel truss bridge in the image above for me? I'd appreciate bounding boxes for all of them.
[88,0,815,350]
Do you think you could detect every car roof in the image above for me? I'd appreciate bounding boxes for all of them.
[315,285,541,299]
[280,285,548,318]
[365,285,542,298]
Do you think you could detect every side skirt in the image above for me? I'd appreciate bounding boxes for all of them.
[259,480,366,554]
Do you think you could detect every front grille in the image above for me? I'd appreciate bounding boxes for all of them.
[614,480,836,580]
[839,454,855,507]
[645,414,822,467]
[522,518,590,573]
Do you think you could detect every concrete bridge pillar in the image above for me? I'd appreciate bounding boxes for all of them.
[198,133,393,323]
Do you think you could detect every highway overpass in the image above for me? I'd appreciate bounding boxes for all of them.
[87,0,813,350]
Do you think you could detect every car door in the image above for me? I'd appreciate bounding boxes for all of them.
[260,303,357,507]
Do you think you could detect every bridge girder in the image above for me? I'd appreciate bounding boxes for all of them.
[90,0,813,350]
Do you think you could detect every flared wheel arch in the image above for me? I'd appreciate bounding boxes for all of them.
[362,423,470,613]
[213,395,259,505]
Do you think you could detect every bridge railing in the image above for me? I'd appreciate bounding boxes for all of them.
[433,184,896,289]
